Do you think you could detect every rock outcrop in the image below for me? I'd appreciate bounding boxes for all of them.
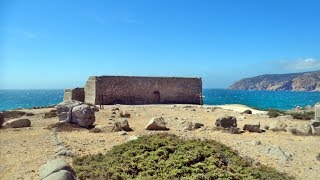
[229,71,320,91]
[5,118,31,128]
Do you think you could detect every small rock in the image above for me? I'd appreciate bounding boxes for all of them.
[118,131,128,135]
[145,117,169,130]
[215,116,237,128]
[251,140,261,145]
[112,119,132,132]
[111,111,117,115]
[269,121,287,131]
[243,123,262,133]
[112,107,119,111]
[127,135,139,141]
[181,121,204,131]
[120,111,130,118]
[5,118,31,128]
[94,125,113,133]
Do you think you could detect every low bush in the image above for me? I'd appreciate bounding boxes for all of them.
[242,109,252,114]
[44,110,57,118]
[26,112,35,116]
[1,110,26,119]
[73,134,289,180]
[267,109,286,118]
[287,111,314,120]
[46,122,85,132]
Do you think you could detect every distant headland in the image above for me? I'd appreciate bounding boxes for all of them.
[229,70,320,92]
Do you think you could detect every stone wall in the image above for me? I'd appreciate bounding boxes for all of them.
[84,76,202,105]
[63,88,85,102]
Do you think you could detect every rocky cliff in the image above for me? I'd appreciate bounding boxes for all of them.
[229,71,320,91]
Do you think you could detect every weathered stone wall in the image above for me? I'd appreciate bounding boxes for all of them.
[63,88,85,102]
[84,77,97,104]
[84,76,202,105]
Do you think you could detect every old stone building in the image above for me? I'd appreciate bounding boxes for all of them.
[64,76,202,105]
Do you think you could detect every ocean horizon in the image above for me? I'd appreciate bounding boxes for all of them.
[0,89,319,111]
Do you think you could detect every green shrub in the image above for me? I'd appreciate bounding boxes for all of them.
[73,134,289,180]
[267,109,286,118]
[287,111,314,120]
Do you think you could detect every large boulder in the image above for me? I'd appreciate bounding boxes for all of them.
[56,100,83,122]
[311,120,320,135]
[145,117,169,130]
[39,158,76,180]
[0,112,4,126]
[215,116,237,128]
[71,104,95,128]
[5,118,31,128]
[112,119,132,132]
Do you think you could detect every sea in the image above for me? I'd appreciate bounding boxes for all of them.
[0,89,319,111]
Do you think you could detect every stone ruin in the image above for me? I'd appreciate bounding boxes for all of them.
[64,76,203,105]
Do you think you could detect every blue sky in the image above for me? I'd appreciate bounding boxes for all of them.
[1,0,320,89]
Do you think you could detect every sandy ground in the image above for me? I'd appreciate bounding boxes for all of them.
[0,104,319,180]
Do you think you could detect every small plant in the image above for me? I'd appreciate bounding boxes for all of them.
[243,109,252,114]
[46,122,85,132]
[287,111,314,120]
[264,125,270,130]
[317,153,320,161]
[26,112,35,116]
[1,110,26,119]
[44,110,57,118]
[267,109,286,118]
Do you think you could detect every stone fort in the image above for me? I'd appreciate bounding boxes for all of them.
[64,76,202,105]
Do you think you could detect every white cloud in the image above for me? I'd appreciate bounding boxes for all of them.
[281,58,320,70]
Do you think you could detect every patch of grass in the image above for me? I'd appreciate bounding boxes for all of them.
[26,112,35,116]
[289,128,309,136]
[267,109,286,118]
[1,110,26,119]
[287,111,314,120]
[44,110,57,118]
[46,122,86,132]
[73,133,290,180]
[270,128,287,132]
